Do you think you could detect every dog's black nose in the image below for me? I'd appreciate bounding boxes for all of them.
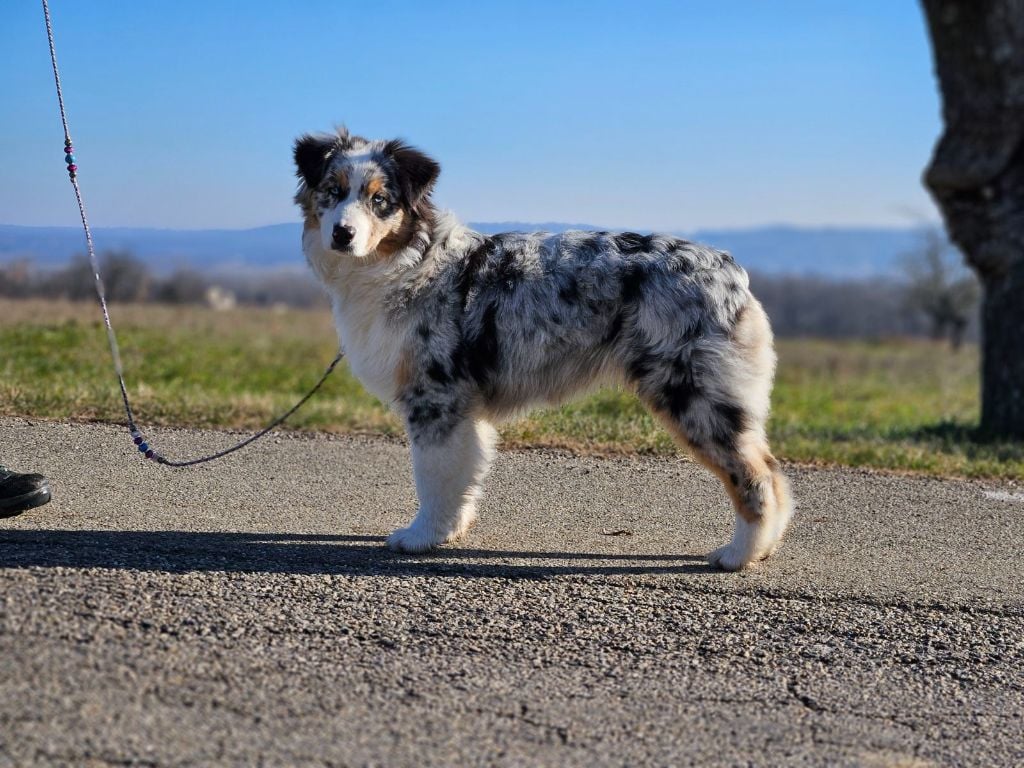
[332,224,355,249]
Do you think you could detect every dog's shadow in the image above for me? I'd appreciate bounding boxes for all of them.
[0,529,712,578]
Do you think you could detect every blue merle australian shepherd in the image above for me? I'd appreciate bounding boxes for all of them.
[293,128,793,571]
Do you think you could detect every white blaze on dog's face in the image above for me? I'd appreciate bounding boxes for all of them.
[293,130,440,261]
[318,149,398,258]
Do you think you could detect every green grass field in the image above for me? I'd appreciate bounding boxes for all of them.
[2,299,1021,479]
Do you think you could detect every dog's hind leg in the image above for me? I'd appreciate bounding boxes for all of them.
[387,417,498,553]
[641,301,793,570]
[695,431,792,571]
[650,399,789,570]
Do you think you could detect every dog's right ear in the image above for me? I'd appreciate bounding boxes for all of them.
[293,133,338,189]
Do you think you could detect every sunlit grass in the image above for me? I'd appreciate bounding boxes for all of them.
[2,299,1020,480]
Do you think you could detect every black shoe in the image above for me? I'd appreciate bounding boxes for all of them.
[0,465,52,518]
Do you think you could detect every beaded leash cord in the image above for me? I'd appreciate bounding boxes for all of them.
[41,0,343,467]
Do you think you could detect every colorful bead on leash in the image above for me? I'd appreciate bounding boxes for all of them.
[130,430,160,462]
[64,139,77,179]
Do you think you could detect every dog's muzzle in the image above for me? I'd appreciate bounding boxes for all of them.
[332,224,355,251]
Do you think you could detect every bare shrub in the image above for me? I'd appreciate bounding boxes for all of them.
[900,229,980,349]
[151,269,209,305]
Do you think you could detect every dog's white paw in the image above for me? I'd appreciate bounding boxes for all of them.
[386,507,477,554]
[386,522,445,553]
[707,543,755,572]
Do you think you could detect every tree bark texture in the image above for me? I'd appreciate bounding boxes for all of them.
[921,0,1024,437]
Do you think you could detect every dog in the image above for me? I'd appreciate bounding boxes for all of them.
[293,127,793,570]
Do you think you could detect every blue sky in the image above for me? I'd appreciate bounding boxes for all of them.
[2,1,941,231]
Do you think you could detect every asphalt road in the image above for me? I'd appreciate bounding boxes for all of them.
[1,417,1022,767]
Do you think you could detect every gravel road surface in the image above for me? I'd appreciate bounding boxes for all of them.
[1,418,1022,767]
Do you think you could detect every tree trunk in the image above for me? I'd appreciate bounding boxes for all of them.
[979,261,1024,430]
[921,0,1024,437]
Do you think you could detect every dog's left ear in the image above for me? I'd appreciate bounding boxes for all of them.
[385,140,440,207]
[293,133,337,189]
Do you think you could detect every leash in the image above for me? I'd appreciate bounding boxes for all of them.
[41,0,343,467]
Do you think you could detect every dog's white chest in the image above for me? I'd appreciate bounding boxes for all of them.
[331,295,403,404]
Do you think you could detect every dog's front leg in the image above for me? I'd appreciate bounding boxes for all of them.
[387,417,498,553]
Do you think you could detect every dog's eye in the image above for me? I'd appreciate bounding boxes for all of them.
[371,193,388,206]
[328,186,342,197]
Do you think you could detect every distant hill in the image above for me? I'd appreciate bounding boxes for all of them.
[689,226,930,277]
[0,223,302,273]
[0,222,936,278]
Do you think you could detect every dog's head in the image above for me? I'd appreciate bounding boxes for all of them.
[293,127,440,259]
